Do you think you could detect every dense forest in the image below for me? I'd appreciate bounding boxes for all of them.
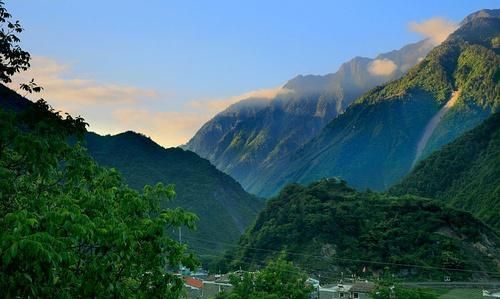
[220,179,500,281]
[85,131,263,258]
[391,112,500,231]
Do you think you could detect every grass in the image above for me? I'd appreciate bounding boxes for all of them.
[421,288,482,299]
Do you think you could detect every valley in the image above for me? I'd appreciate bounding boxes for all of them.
[0,3,498,299]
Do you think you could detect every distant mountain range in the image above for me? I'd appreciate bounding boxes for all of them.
[251,9,499,197]
[185,37,435,195]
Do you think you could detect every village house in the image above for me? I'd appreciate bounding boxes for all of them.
[318,283,352,298]
[349,282,375,299]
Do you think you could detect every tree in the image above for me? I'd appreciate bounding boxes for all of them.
[0,2,199,298]
[0,99,199,298]
[215,257,313,299]
[0,0,30,83]
[371,270,437,299]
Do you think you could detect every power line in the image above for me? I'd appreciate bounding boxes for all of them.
[185,246,488,299]
[183,235,500,276]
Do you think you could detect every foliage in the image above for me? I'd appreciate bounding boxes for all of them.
[390,112,500,231]
[0,0,31,83]
[215,257,313,299]
[0,99,198,297]
[371,270,438,299]
[371,285,437,299]
[221,179,500,281]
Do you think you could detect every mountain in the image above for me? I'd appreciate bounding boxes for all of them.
[185,39,434,193]
[221,179,500,281]
[254,9,499,197]
[84,132,263,258]
[390,112,500,231]
[0,83,263,258]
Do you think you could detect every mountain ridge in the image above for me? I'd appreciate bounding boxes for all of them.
[185,39,435,193]
[250,9,499,197]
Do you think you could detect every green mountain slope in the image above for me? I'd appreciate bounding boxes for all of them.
[185,40,434,192]
[390,112,500,231]
[255,9,499,197]
[84,132,263,257]
[222,179,500,281]
[0,83,263,258]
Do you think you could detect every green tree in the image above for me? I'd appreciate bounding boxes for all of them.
[0,100,199,298]
[0,0,30,83]
[371,270,437,299]
[215,257,313,299]
[0,2,199,298]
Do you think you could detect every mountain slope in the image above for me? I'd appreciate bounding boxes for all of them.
[390,112,500,231]
[254,9,499,197]
[185,40,434,192]
[84,132,263,257]
[0,83,263,257]
[221,179,500,281]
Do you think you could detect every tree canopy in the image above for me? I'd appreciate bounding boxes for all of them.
[0,2,199,298]
[215,257,313,299]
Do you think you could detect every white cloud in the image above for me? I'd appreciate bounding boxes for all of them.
[188,86,291,114]
[368,58,398,76]
[409,18,458,44]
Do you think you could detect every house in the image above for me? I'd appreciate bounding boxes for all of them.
[318,284,352,299]
[483,289,500,298]
[349,282,375,299]
[184,276,204,298]
[183,275,234,298]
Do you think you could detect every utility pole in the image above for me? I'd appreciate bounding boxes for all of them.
[178,227,182,244]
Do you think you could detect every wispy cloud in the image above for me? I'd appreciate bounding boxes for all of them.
[368,58,398,76]
[8,56,289,147]
[10,56,161,113]
[188,86,290,115]
[409,17,458,44]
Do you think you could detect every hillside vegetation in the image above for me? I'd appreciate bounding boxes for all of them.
[186,39,434,195]
[221,180,500,281]
[391,112,500,231]
[85,131,263,257]
[254,10,499,197]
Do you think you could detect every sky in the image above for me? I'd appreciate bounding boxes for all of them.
[5,0,499,147]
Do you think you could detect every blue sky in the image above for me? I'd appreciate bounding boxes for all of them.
[6,0,499,146]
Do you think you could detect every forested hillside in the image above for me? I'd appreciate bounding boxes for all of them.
[221,179,500,281]
[186,39,434,194]
[254,9,499,197]
[85,131,263,257]
[391,112,500,231]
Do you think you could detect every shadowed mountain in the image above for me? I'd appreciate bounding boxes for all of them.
[84,131,263,257]
[185,39,435,194]
[0,83,263,258]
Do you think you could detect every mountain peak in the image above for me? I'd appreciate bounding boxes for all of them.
[460,8,500,26]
